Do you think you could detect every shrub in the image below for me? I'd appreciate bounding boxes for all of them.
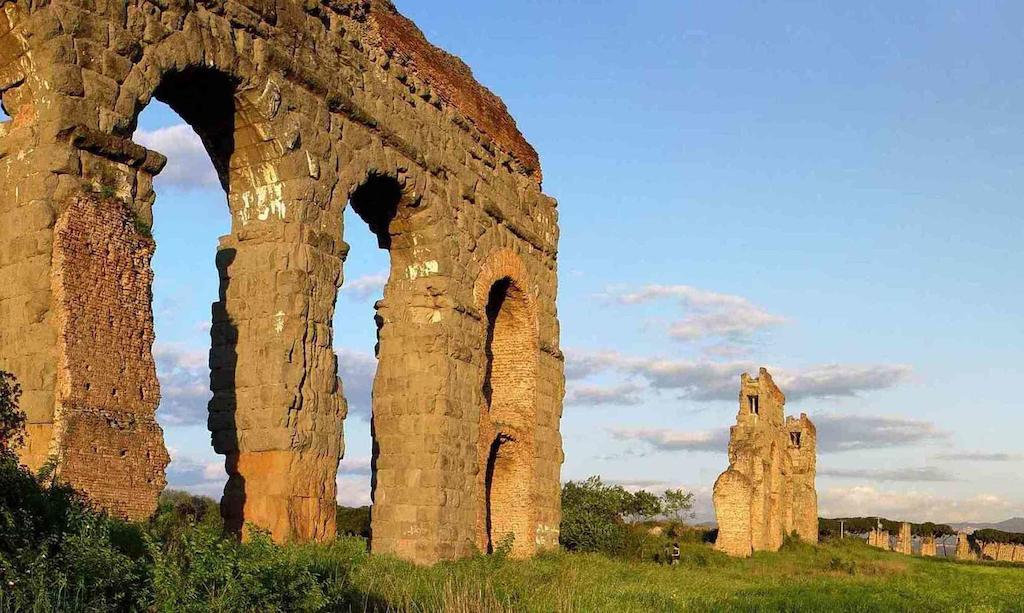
[336,505,371,538]
[0,454,152,612]
[0,371,24,455]
[559,476,630,554]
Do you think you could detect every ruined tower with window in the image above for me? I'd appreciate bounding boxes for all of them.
[0,0,563,564]
[713,368,817,557]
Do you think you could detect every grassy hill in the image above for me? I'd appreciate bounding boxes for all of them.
[327,537,1024,612]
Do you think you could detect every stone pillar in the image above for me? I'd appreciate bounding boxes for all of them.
[209,142,344,541]
[955,532,975,560]
[895,522,912,555]
[713,469,753,557]
[920,536,937,557]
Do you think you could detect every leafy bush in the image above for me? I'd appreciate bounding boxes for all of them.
[0,371,24,455]
[336,505,371,538]
[560,476,631,554]
[560,476,699,560]
[0,449,152,611]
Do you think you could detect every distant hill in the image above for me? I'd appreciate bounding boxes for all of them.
[949,517,1024,534]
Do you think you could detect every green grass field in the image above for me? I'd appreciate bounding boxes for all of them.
[278,537,1024,612]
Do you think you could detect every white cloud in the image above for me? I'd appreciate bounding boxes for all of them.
[608,427,728,452]
[610,284,787,343]
[154,342,210,426]
[819,485,1023,524]
[607,413,947,455]
[134,124,219,190]
[564,350,910,403]
[337,475,372,507]
[165,448,224,498]
[337,348,377,419]
[565,382,645,406]
[816,414,948,452]
[819,466,956,482]
[341,273,388,301]
[932,451,1024,462]
[338,455,372,476]
[774,364,914,401]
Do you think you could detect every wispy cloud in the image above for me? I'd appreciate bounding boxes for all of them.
[819,485,1022,524]
[165,448,224,498]
[134,124,219,190]
[932,451,1024,462]
[155,342,210,426]
[819,466,956,482]
[338,456,372,476]
[337,348,377,419]
[607,413,947,456]
[609,284,787,343]
[565,350,911,403]
[816,414,948,452]
[566,383,645,406]
[608,427,728,452]
[775,364,914,401]
[337,476,372,507]
[341,273,388,301]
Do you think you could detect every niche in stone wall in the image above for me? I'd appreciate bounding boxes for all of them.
[480,275,537,556]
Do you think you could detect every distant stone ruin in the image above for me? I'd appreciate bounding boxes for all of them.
[0,0,564,564]
[867,528,891,551]
[894,522,912,555]
[713,368,817,557]
[956,532,977,560]
[920,536,937,557]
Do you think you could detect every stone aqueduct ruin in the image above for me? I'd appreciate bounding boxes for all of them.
[0,0,564,563]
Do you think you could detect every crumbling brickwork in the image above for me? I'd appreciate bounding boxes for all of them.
[713,368,818,557]
[0,0,563,564]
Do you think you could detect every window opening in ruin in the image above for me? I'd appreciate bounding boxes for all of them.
[337,174,402,524]
[748,394,759,415]
[480,276,536,556]
[790,431,801,447]
[134,98,231,499]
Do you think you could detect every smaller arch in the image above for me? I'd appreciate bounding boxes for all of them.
[474,250,539,557]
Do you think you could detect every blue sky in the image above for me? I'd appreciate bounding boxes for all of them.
[137,1,1024,523]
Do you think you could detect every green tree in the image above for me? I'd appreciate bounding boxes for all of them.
[560,476,631,553]
[623,490,663,523]
[0,370,24,456]
[662,488,695,523]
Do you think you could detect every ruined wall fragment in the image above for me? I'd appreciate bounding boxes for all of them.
[895,522,912,555]
[920,536,937,557]
[956,532,977,560]
[713,368,818,557]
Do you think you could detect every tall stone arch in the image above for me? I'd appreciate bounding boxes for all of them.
[0,0,563,564]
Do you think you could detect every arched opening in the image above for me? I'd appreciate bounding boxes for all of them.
[123,66,291,531]
[478,274,537,557]
[335,173,404,538]
[135,97,228,504]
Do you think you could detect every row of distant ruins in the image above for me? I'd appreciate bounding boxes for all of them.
[713,368,818,557]
[0,0,564,564]
[868,525,1024,562]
